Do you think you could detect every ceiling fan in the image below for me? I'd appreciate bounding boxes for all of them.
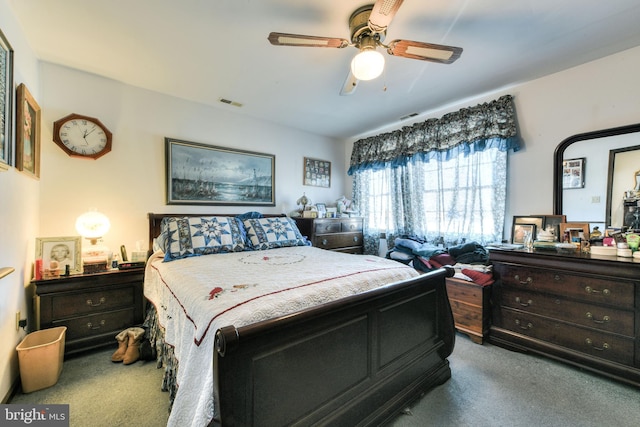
[268,0,463,95]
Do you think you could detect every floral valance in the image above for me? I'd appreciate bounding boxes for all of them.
[348,94,520,175]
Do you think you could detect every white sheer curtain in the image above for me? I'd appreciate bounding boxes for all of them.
[353,148,507,254]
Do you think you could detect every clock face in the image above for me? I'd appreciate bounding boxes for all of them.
[53,114,112,159]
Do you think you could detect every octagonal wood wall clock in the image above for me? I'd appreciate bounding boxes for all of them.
[53,113,112,159]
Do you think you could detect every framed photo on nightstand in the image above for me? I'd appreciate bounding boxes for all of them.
[36,236,82,276]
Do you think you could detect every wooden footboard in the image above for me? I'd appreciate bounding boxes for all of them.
[211,267,455,427]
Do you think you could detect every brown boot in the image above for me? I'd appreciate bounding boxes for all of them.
[111,329,129,362]
[123,327,145,365]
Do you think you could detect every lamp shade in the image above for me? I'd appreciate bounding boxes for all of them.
[351,49,385,81]
[75,210,110,240]
[296,193,310,208]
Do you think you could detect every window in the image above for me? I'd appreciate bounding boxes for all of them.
[354,148,506,246]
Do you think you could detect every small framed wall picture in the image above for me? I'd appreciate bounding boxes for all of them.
[562,157,585,189]
[16,83,41,179]
[304,157,331,188]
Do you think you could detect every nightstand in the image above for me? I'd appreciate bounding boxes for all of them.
[294,217,363,253]
[445,277,491,344]
[32,268,145,356]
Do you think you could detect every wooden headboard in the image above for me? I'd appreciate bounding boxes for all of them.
[147,212,286,254]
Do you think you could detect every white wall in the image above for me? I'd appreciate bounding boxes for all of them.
[347,45,640,240]
[38,63,345,258]
[0,0,40,402]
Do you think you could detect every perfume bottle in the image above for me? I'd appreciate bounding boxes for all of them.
[524,231,533,250]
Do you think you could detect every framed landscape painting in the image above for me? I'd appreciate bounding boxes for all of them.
[165,138,275,206]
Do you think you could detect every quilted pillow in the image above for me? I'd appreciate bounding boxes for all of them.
[162,216,246,261]
[243,217,310,250]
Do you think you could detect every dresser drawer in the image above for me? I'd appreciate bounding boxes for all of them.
[53,308,135,341]
[314,233,362,250]
[498,308,635,365]
[499,287,634,336]
[51,286,136,319]
[313,219,363,234]
[341,219,363,232]
[314,220,342,234]
[494,264,634,308]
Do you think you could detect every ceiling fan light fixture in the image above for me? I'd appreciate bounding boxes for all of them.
[351,48,385,81]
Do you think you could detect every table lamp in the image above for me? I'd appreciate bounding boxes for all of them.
[75,209,111,272]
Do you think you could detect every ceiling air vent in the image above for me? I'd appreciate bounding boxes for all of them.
[219,98,243,107]
[399,112,419,121]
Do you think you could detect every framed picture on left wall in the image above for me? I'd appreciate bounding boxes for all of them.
[16,83,41,179]
[0,28,14,171]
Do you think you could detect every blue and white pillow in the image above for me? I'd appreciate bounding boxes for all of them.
[243,217,310,250]
[162,216,246,261]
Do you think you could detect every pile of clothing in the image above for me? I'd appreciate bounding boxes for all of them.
[386,236,494,286]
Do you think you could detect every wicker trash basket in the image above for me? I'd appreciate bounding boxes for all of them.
[16,326,67,393]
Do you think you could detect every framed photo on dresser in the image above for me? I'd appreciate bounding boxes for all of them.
[513,215,544,235]
[512,223,536,244]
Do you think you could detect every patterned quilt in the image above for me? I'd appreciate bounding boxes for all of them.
[144,245,419,427]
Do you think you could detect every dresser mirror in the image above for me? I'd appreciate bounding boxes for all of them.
[553,123,640,229]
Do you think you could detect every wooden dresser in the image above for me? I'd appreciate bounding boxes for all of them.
[489,249,640,386]
[294,217,363,253]
[33,268,145,356]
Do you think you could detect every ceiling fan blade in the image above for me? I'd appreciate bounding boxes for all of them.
[340,70,359,96]
[268,32,349,48]
[387,40,463,64]
[368,0,404,33]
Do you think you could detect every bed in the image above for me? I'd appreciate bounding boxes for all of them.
[144,212,456,426]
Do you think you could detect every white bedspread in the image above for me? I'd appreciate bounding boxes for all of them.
[144,246,419,427]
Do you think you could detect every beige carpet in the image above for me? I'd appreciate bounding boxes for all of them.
[9,347,169,427]
[9,334,640,426]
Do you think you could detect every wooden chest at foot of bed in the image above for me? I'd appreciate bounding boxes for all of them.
[446,277,491,344]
